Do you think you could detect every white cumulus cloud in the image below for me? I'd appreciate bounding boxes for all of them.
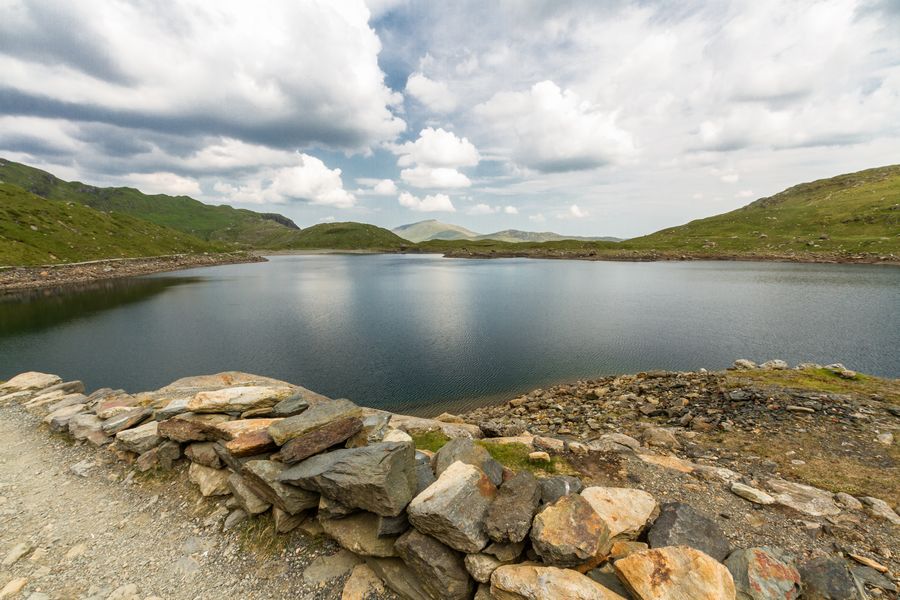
[405,73,458,113]
[398,191,456,212]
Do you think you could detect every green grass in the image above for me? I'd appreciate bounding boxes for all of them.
[409,430,451,453]
[726,367,899,404]
[271,222,411,251]
[0,158,300,248]
[0,182,223,265]
[408,431,573,475]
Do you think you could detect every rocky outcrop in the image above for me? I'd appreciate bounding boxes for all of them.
[615,546,737,599]
[530,494,610,567]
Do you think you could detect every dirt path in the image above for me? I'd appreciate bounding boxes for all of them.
[0,404,363,600]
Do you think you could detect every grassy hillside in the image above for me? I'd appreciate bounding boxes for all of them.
[626,165,900,257]
[273,222,411,250]
[0,158,299,248]
[0,183,222,266]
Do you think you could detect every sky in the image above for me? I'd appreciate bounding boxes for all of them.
[1,0,898,238]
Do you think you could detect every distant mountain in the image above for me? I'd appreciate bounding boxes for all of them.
[392,219,620,243]
[629,164,900,256]
[392,220,479,243]
[274,222,410,251]
[0,158,300,248]
[0,182,220,266]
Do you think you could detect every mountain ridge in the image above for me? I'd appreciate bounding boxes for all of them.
[392,219,621,243]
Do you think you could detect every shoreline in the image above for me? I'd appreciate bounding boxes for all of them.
[0,252,265,294]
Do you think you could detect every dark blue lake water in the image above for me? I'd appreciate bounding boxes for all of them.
[2,255,897,415]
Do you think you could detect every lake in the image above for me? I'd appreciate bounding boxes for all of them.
[2,255,898,415]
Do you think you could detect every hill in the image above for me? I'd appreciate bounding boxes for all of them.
[627,164,900,257]
[392,219,618,243]
[0,183,221,266]
[273,222,410,250]
[0,158,300,248]
[392,219,479,242]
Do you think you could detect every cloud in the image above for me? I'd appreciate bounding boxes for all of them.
[394,127,479,168]
[504,206,518,215]
[405,73,458,113]
[529,213,546,223]
[568,204,588,218]
[474,80,636,172]
[735,189,755,199]
[467,203,496,215]
[400,166,471,189]
[319,216,336,223]
[214,153,355,208]
[0,0,404,151]
[357,178,398,195]
[398,191,455,212]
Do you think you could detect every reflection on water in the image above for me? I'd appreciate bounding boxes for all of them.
[0,277,201,336]
[0,256,897,416]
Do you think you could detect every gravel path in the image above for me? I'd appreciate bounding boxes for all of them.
[0,404,372,600]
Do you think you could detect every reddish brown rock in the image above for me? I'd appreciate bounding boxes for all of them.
[275,416,364,463]
[530,494,611,568]
[158,413,233,442]
[210,418,283,441]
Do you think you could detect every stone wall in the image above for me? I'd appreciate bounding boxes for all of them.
[1,370,895,600]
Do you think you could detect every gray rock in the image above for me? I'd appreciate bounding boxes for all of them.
[115,421,162,454]
[228,473,271,515]
[465,553,511,584]
[798,557,859,600]
[850,564,896,593]
[319,495,357,519]
[46,393,89,413]
[223,509,248,531]
[415,450,437,494]
[539,475,583,504]
[479,419,527,438]
[395,529,474,600]
[102,408,153,435]
[268,394,311,417]
[345,413,391,448]
[860,496,900,525]
[44,404,86,432]
[302,549,362,587]
[530,494,611,568]
[433,438,503,487]
[186,385,296,414]
[68,414,110,446]
[760,359,789,370]
[273,507,306,533]
[267,398,363,445]
[646,502,731,562]
[408,461,497,554]
[188,462,231,497]
[365,557,432,600]
[279,442,416,517]
[241,459,319,514]
[483,541,524,562]
[376,514,410,537]
[485,471,541,543]
[725,547,801,600]
[184,442,223,469]
[767,479,841,517]
[135,440,180,471]
[320,511,398,557]
[586,564,635,598]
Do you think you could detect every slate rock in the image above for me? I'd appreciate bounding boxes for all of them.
[223,508,248,531]
[184,442,223,469]
[158,413,233,442]
[188,462,231,497]
[798,557,858,600]
[241,459,319,514]
[479,419,527,438]
[376,513,410,537]
[407,461,497,553]
[268,398,363,445]
[465,552,513,584]
[485,470,541,543]
[646,502,731,561]
[766,479,841,517]
[725,547,801,600]
[47,393,89,413]
[68,414,109,446]
[530,494,610,568]
[365,557,432,600]
[102,408,152,435]
[276,416,364,463]
[320,511,398,557]
[115,421,162,454]
[539,475,584,504]
[45,404,86,432]
[731,483,775,506]
[433,438,503,486]
[615,546,736,600]
[581,487,658,540]
[135,440,180,471]
[491,564,627,599]
[415,450,437,494]
[228,473,271,515]
[394,529,474,600]
[1,371,61,391]
[860,496,900,525]
[345,413,391,448]
[273,507,306,534]
[319,495,358,519]
[279,442,416,517]
[186,385,296,413]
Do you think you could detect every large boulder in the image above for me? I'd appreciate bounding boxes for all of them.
[530,494,611,568]
[241,459,319,514]
[581,487,658,540]
[646,502,731,562]
[539,475,584,504]
[797,557,858,600]
[186,385,296,414]
[184,442,223,468]
[766,479,841,517]
[213,418,282,457]
[614,546,737,600]
[44,404,86,432]
[319,511,398,557]
[279,442,416,517]
[491,564,627,600]
[267,398,363,445]
[485,471,542,543]
[724,547,801,600]
[433,438,503,487]
[365,557,433,600]
[228,473,271,515]
[394,529,474,600]
[68,414,110,446]
[115,421,162,454]
[101,408,153,435]
[1,372,61,392]
[276,416,364,464]
[407,461,497,553]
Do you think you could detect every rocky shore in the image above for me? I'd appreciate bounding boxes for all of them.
[1,362,897,599]
[0,253,265,294]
